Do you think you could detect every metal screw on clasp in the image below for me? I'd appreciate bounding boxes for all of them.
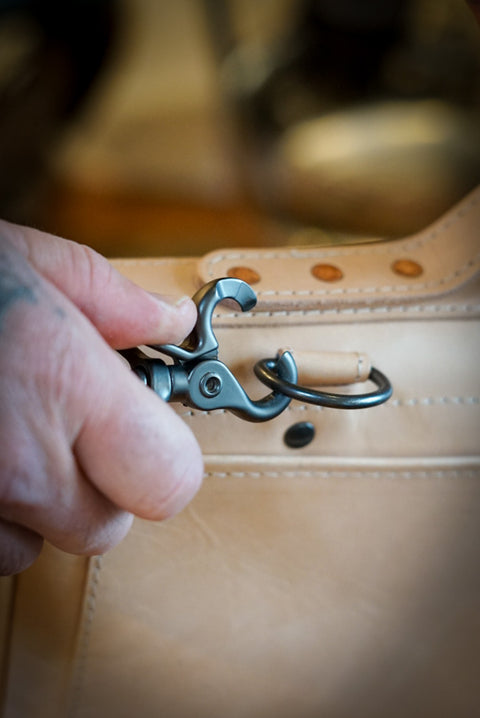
[199,372,222,398]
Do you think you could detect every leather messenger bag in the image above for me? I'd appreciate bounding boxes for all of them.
[1,187,480,718]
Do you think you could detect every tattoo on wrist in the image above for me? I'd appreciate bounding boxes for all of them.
[0,247,38,330]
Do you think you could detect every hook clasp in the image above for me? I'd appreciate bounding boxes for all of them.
[121,278,298,422]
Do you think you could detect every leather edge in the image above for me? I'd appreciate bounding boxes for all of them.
[197,186,480,310]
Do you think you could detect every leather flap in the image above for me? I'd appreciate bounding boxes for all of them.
[197,187,480,311]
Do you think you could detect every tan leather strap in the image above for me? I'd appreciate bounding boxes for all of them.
[278,349,371,385]
[198,186,480,311]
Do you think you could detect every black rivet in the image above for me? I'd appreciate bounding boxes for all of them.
[284,422,315,449]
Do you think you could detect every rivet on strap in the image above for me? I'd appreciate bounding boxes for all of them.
[227,266,261,285]
[391,259,423,278]
[311,263,344,282]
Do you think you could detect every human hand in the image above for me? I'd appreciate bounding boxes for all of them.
[0,221,203,575]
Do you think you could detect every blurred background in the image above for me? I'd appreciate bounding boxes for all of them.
[0,0,479,256]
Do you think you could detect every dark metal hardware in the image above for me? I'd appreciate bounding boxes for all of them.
[284,422,316,448]
[255,357,392,409]
[120,278,297,422]
[121,277,393,421]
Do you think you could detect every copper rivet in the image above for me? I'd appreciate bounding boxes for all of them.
[392,259,423,278]
[227,266,261,285]
[311,263,343,282]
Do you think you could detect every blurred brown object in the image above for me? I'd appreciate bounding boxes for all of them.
[466,0,480,25]
[220,0,480,237]
[3,0,480,254]
[268,99,480,237]
[38,183,287,258]
[0,0,117,224]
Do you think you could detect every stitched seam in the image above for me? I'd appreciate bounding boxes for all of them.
[204,194,480,296]
[205,469,479,479]
[389,396,480,407]
[207,255,480,298]
[262,255,479,297]
[355,353,363,382]
[68,556,103,718]
[205,194,479,268]
[114,258,193,267]
[209,302,480,320]
[177,396,480,418]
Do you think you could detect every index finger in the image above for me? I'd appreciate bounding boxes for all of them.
[0,220,197,348]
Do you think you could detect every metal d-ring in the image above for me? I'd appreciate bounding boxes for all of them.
[254,356,392,410]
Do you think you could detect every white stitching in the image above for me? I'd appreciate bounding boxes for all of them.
[204,194,480,297]
[113,257,193,267]
[205,468,479,480]
[389,396,480,407]
[206,254,480,298]
[68,556,103,718]
[177,396,480,419]
[356,353,363,381]
[209,302,480,320]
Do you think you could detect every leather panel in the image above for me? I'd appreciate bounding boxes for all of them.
[67,458,480,718]
[170,318,480,457]
[2,547,89,718]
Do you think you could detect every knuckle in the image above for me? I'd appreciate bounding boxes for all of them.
[73,243,115,310]
[63,509,133,557]
[140,444,204,522]
[0,447,43,517]
[0,522,43,576]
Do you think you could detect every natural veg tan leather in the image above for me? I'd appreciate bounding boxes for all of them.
[1,188,479,718]
[197,187,480,311]
[278,349,371,385]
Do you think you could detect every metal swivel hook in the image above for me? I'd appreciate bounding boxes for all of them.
[121,278,298,422]
[151,277,257,363]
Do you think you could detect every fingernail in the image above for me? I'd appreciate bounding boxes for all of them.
[149,292,191,311]
[174,295,192,308]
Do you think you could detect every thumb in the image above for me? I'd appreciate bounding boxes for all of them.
[73,326,204,521]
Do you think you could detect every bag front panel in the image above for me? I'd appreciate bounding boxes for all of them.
[66,459,480,718]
